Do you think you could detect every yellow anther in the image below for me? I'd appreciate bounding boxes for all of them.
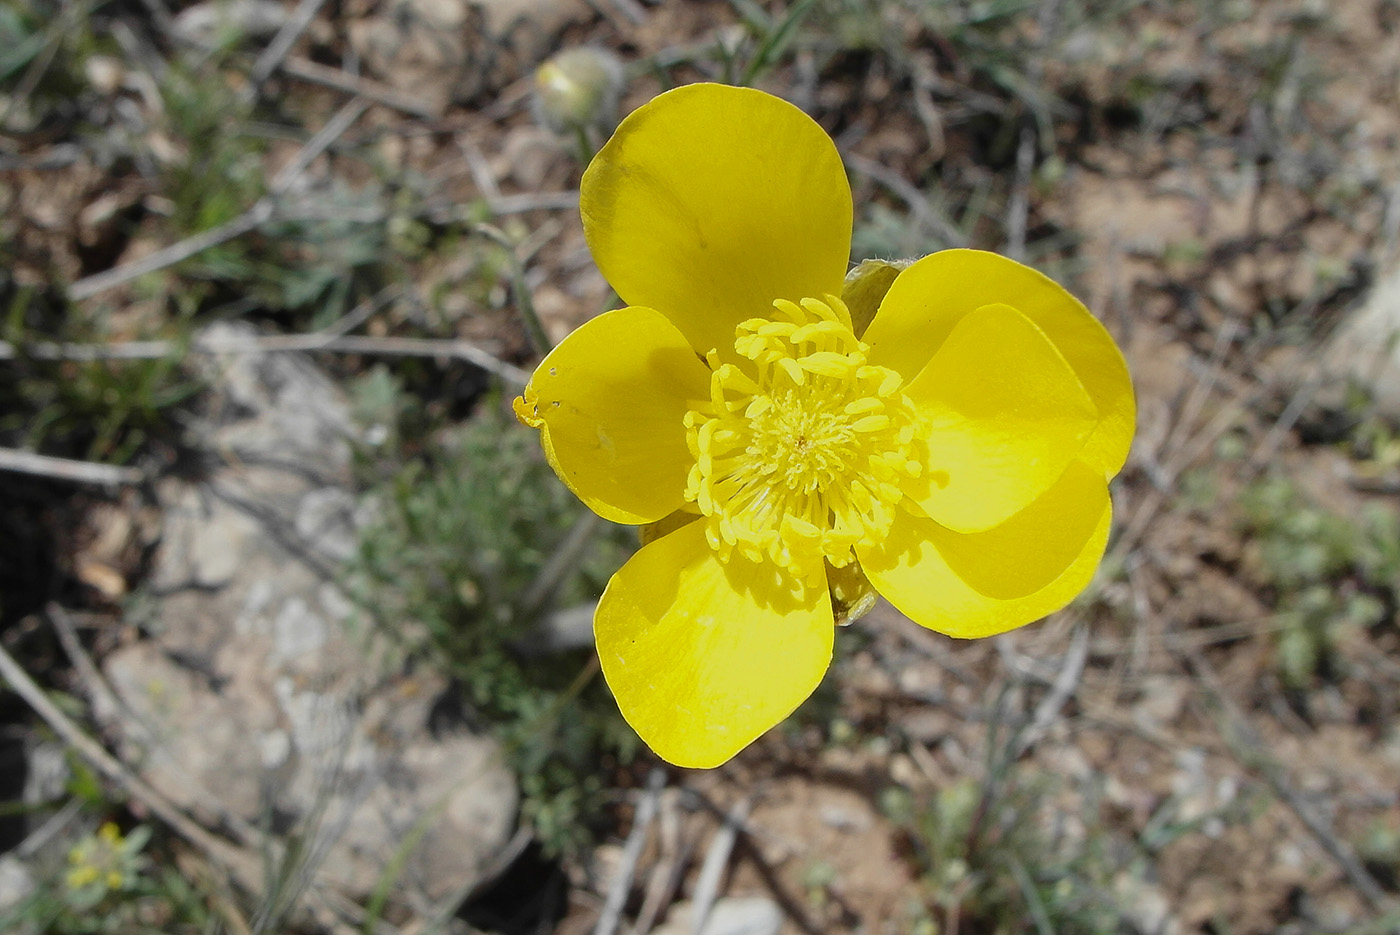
[851,415,891,433]
[777,357,805,385]
[798,351,855,378]
[798,297,839,321]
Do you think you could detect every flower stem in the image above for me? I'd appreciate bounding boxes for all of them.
[475,223,553,355]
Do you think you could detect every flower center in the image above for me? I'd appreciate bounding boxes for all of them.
[684,296,923,578]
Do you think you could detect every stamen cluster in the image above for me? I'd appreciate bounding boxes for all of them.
[684,296,924,579]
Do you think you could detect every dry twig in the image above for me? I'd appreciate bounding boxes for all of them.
[68,96,368,301]
[1013,623,1089,756]
[634,791,692,935]
[1187,654,1392,911]
[0,447,145,486]
[0,331,530,387]
[846,153,966,248]
[690,795,752,935]
[280,57,438,118]
[594,769,667,935]
[248,0,330,90]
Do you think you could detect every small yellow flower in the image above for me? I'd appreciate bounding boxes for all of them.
[514,83,1134,768]
[64,821,147,901]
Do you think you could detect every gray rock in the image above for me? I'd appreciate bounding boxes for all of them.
[0,855,35,915]
[103,324,516,907]
[1320,262,1400,418]
[655,897,784,935]
[702,897,784,935]
[21,742,68,806]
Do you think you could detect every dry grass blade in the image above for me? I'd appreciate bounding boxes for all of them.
[1013,623,1089,757]
[1004,127,1036,262]
[270,97,369,193]
[67,201,273,301]
[518,512,604,618]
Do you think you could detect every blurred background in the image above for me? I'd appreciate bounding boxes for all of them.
[2,0,1400,932]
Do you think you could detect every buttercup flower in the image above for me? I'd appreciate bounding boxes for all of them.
[514,83,1134,768]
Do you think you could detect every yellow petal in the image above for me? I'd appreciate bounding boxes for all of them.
[581,83,852,359]
[595,522,834,768]
[906,302,1097,533]
[518,306,711,525]
[863,249,1134,477]
[860,460,1110,639]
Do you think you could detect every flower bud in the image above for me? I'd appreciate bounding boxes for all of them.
[532,46,625,140]
[841,257,914,338]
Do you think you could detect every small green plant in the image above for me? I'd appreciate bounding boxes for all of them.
[721,0,820,87]
[884,705,1129,935]
[1239,477,1398,691]
[0,284,200,462]
[346,387,637,856]
[885,770,1128,934]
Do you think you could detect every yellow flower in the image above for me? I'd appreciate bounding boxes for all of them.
[513,83,1134,768]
